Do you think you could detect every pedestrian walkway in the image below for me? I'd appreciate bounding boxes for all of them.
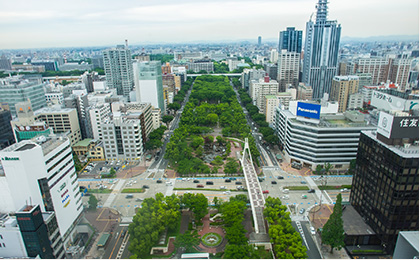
[103,179,126,208]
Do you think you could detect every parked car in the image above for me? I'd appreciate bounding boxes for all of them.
[308,189,315,193]
[206,181,214,185]
[224,179,231,183]
[271,181,277,184]
[135,198,143,202]
[197,184,204,188]
[262,190,269,194]
[125,194,133,199]
[277,176,284,179]
[340,188,349,192]
[235,181,242,185]
[193,180,200,183]
[299,208,305,214]
[220,186,226,189]
[142,185,150,189]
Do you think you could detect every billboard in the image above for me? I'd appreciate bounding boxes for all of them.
[296,102,321,120]
[371,91,419,111]
[377,112,419,139]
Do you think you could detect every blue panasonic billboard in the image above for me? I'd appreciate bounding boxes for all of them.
[296,102,321,120]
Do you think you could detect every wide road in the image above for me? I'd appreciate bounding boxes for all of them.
[102,225,129,259]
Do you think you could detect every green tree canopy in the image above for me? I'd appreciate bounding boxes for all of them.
[88,195,98,211]
[321,193,345,253]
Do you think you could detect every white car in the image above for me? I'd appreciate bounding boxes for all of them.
[310,227,316,235]
[340,188,349,192]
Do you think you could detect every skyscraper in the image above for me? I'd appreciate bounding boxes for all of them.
[279,27,302,53]
[258,36,262,46]
[302,0,341,99]
[103,45,134,101]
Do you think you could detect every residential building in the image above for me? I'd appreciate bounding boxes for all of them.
[270,49,278,63]
[64,93,92,139]
[81,71,100,93]
[302,0,341,99]
[279,27,303,54]
[134,53,150,62]
[273,101,375,170]
[389,58,413,91]
[101,113,144,161]
[350,111,419,253]
[352,58,390,85]
[347,93,364,110]
[241,68,266,90]
[103,45,134,100]
[45,92,64,105]
[0,77,47,116]
[152,108,162,130]
[134,61,165,113]
[264,95,280,124]
[264,63,278,81]
[0,135,83,247]
[87,103,111,140]
[277,50,300,92]
[330,76,359,112]
[355,72,373,92]
[120,103,154,145]
[250,76,279,111]
[91,56,104,69]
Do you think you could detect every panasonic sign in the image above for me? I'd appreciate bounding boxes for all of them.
[296,102,321,120]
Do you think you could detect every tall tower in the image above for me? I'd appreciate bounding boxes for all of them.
[103,45,134,101]
[279,27,302,54]
[302,0,341,99]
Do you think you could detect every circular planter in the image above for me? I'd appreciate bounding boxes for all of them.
[201,232,222,247]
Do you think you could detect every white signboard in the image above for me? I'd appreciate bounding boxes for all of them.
[371,91,419,111]
[377,112,394,138]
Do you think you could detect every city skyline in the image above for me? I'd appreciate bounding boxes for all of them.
[0,0,418,49]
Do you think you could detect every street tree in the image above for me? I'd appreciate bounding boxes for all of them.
[88,195,98,211]
[162,115,174,127]
[321,193,345,253]
[174,230,201,253]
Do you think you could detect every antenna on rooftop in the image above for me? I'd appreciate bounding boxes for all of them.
[125,39,128,48]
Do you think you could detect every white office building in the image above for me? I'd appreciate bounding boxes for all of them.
[101,113,144,161]
[273,101,375,170]
[250,76,279,111]
[0,135,83,245]
[88,103,111,140]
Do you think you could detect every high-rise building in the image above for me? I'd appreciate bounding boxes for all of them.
[0,55,12,70]
[103,45,134,100]
[279,27,302,54]
[352,58,390,85]
[88,103,111,140]
[302,0,341,99]
[241,68,266,91]
[258,36,262,46]
[250,76,279,111]
[0,135,83,246]
[0,77,47,116]
[64,94,92,139]
[297,83,313,101]
[264,63,278,81]
[0,107,14,149]
[277,50,300,92]
[330,76,359,112]
[134,61,165,113]
[350,112,419,253]
[388,58,413,91]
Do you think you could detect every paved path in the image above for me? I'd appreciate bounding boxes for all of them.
[196,213,226,254]
[103,179,126,208]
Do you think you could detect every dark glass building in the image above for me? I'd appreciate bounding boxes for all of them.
[279,27,302,54]
[0,108,15,149]
[350,112,419,253]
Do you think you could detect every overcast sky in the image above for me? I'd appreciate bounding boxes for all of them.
[0,0,418,49]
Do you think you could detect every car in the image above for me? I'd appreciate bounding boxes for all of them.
[206,181,214,185]
[197,184,204,188]
[340,188,349,192]
[236,186,244,190]
[235,181,242,185]
[299,208,305,214]
[142,185,150,189]
[156,180,163,183]
[310,227,316,235]
[308,189,315,193]
[220,186,226,189]
[135,198,144,202]
[300,181,307,184]
[193,180,200,183]
[281,195,289,200]
[224,179,231,183]
[271,181,277,184]
[277,176,284,179]
[301,194,307,199]
[258,177,264,182]
[262,190,269,194]
[125,194,133,199]
[229,177,237,181]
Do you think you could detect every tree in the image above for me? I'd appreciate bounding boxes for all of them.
[314,164,324,175]
[321,193,345,253]
[224,158,239,175]
[162,115,174,127]
[174,230,201,253]
[324,162,333,175]
[347,159,356,175]
[109,167,116,177]
[88,195,98,211]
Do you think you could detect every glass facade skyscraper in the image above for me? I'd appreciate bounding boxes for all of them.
[302,0,341,99]
[279,27,302,54]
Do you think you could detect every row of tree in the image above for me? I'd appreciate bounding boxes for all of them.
[144,125,167,151]
[264,197,308,259]
[238,89,279,145]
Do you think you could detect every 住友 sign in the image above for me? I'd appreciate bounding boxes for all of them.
[377,112,419,139]
[296,102,321,120]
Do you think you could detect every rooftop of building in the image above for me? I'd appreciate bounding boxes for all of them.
[363,130,419,159]
[398,231,419,252]
[34,106,75,115]
[73,138,93,147]
[1,134,68,156]
[333,75,360,81]
[343,205,376,236]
